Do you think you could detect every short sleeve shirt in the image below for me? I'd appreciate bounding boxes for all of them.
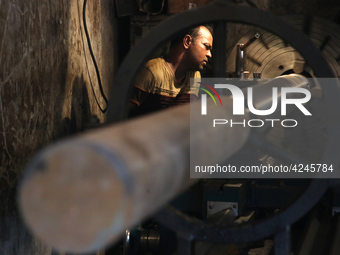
[130,58,201,114]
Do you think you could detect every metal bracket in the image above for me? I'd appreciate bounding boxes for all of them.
[207,201,238,217]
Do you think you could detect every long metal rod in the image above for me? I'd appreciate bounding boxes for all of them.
[19,97,250,253]
[240,32,260,51]
[18,74,311,253]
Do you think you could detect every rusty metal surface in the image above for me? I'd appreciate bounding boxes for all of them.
[0,0,116,253]
[0,0,113,209]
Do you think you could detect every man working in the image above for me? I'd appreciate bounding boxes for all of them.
[129,25,213,117]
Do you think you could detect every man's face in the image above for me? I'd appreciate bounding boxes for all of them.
[187,26,213,71]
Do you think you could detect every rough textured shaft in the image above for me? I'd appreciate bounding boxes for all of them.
[19,97,250,253]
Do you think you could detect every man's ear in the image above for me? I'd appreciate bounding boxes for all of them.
[183,35,192,49]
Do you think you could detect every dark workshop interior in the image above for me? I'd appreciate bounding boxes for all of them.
[1,0,340,254]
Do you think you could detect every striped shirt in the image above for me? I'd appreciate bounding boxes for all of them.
[130,58,201,116]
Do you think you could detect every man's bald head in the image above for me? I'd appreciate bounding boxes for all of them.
[170,25,213,49]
